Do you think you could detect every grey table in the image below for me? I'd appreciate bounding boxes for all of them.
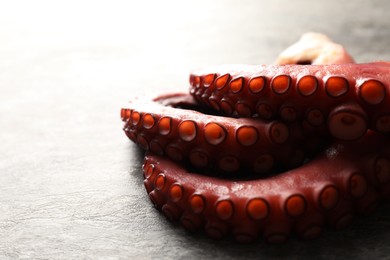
[1,0,389,259]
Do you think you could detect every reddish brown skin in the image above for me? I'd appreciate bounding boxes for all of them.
[142,131,389,243]
[121,93,328,175]
[121,62,390,244]
[189,62,390,140]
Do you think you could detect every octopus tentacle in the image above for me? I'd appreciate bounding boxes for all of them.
[142,132,389,243]
[122,33,390,243]
[189,62,390,140]
[121,93,325,174]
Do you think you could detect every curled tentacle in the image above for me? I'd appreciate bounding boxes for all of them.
[121,93,326,175]
[142,131,389,243]
[189,62,390,140]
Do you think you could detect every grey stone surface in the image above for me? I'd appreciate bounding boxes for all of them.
[0,0,389,259]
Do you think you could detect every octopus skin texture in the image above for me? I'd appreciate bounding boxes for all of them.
[121,93,328,175]
[121,34,390,243]
[121,91,390,243]
[189,62,390,141]
[142,131,389,243]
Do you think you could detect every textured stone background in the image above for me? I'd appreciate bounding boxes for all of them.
[0,0,389,259]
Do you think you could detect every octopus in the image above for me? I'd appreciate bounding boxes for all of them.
[121,33,390,243]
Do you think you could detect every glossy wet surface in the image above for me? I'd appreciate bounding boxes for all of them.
[1,0,389,258]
